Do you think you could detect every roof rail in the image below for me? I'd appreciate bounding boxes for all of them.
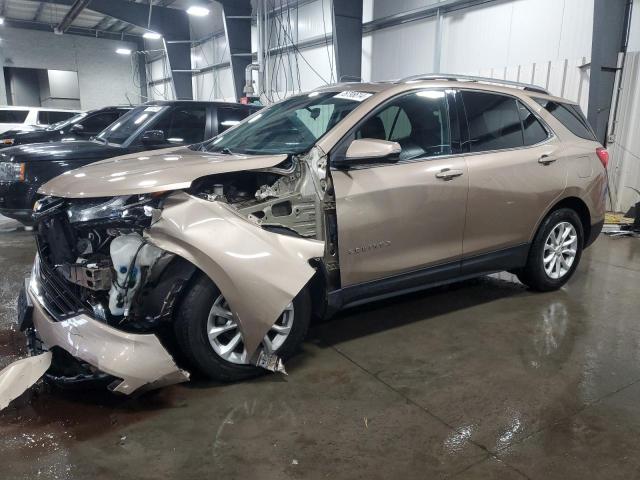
[397,74,551,95]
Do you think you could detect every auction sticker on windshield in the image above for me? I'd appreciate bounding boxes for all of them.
[144,106,163,112]
[334,91,373,102]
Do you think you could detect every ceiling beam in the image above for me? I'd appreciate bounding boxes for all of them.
[54,0,92,33]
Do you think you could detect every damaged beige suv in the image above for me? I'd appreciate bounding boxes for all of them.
[13,75,606,396]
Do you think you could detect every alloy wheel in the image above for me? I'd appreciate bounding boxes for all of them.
[206,295,294,364]
[543,221,578,280]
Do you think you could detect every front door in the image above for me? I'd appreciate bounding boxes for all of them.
[331,89,469,287]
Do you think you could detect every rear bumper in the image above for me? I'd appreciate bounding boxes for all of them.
[585,220,604,248]
[27,265,189,394]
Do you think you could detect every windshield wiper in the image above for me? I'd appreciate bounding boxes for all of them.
[218,147,234,155]
[93,137,108,145]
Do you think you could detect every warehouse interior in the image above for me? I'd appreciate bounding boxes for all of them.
[0,0,640,478]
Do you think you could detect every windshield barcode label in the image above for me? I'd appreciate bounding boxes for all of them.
[334,91,373,102]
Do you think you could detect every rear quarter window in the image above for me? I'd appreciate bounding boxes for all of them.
[534,99,596,141]
[0,110,29,123]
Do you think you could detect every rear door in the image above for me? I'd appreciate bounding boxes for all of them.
[332,89,469,287]
[459,90,566,258]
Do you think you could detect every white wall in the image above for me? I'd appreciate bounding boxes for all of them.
[0,27,141,109]
[629,0,640,52]
[187,0,594,109]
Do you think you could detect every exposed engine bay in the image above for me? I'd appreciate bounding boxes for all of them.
[32,148,332,332]
[9,148,331,399]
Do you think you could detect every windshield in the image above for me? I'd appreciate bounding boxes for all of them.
[204,91,370,155]
[46,112,87,131]
[95,105,165,145]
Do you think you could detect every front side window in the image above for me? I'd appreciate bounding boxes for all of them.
[46,113,86,131]
[354,90,452,161]
[151,105,207,144]
[0,110,29,123]
[205,92,366,155]
[462,91,524,152]
[96,106,166,145]
[534,99,596,141]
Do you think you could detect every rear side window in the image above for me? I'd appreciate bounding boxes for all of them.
[152,105,207,144]
[517,101,549,146]
[461,91,524,152]
[217,107,252,133]
[534,99,596,141]
[0,110,29,123]
[38,111,77,125]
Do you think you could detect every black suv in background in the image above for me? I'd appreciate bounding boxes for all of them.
[0,106,133,148]
[0,100,261,223]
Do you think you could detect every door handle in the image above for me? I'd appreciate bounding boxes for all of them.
[538,154,557,166]
[435,168,464,180]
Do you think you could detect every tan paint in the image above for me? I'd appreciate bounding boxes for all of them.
[461,140,568,256]
[0,352,52,411]
[39,146,288,198]
[26,79,605,383]
[333,154,468,286]
[29,264,189,394]
[145,192,325,357]
[345,138,401,159]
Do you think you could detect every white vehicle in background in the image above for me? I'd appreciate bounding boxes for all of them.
[0,106,82,134]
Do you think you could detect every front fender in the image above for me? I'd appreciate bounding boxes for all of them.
[145,192,325,357]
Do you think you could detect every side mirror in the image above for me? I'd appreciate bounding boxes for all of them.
[141,129,166,146]
[334,138,401,169]
[69,124,84,133]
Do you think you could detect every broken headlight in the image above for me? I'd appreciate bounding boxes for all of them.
[66,194,165,226]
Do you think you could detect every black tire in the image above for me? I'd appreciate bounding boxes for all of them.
[174,273,311,382]
[517,208,584,292]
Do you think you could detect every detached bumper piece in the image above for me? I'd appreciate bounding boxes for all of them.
[28,287,189,394]
[22,258,190,395]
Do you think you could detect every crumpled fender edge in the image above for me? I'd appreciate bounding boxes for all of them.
[145,192,325,358]
[0,352,52,411]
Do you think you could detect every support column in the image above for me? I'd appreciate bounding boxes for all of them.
[588,0,631,144]
[220,0,253,101]
[332,0,363,82]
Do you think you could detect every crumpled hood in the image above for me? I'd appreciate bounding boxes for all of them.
[0,140,122,163]
[39,146,288,198]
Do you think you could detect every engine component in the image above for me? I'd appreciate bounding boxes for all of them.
[109,234,164,316]
[58,259,112,291]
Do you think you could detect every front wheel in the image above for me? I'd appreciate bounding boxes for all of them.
[174,274,311,382]
[517,208,584,292]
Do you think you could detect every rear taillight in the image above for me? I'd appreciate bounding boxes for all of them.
[596,147,609,169]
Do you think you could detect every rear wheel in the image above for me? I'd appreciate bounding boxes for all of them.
[517,208,584,292]
[174,274,311,381]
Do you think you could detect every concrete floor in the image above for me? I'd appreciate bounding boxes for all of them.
[1,214,640,480]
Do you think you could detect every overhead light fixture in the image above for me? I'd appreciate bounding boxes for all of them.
[116,48,132,55]
[0,17,5,25]
[143,32,162,40]
[187,6,210,16]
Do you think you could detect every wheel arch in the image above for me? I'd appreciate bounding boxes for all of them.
[532,196,591,247]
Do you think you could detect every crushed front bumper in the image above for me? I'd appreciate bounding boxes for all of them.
[26,271,189,395]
